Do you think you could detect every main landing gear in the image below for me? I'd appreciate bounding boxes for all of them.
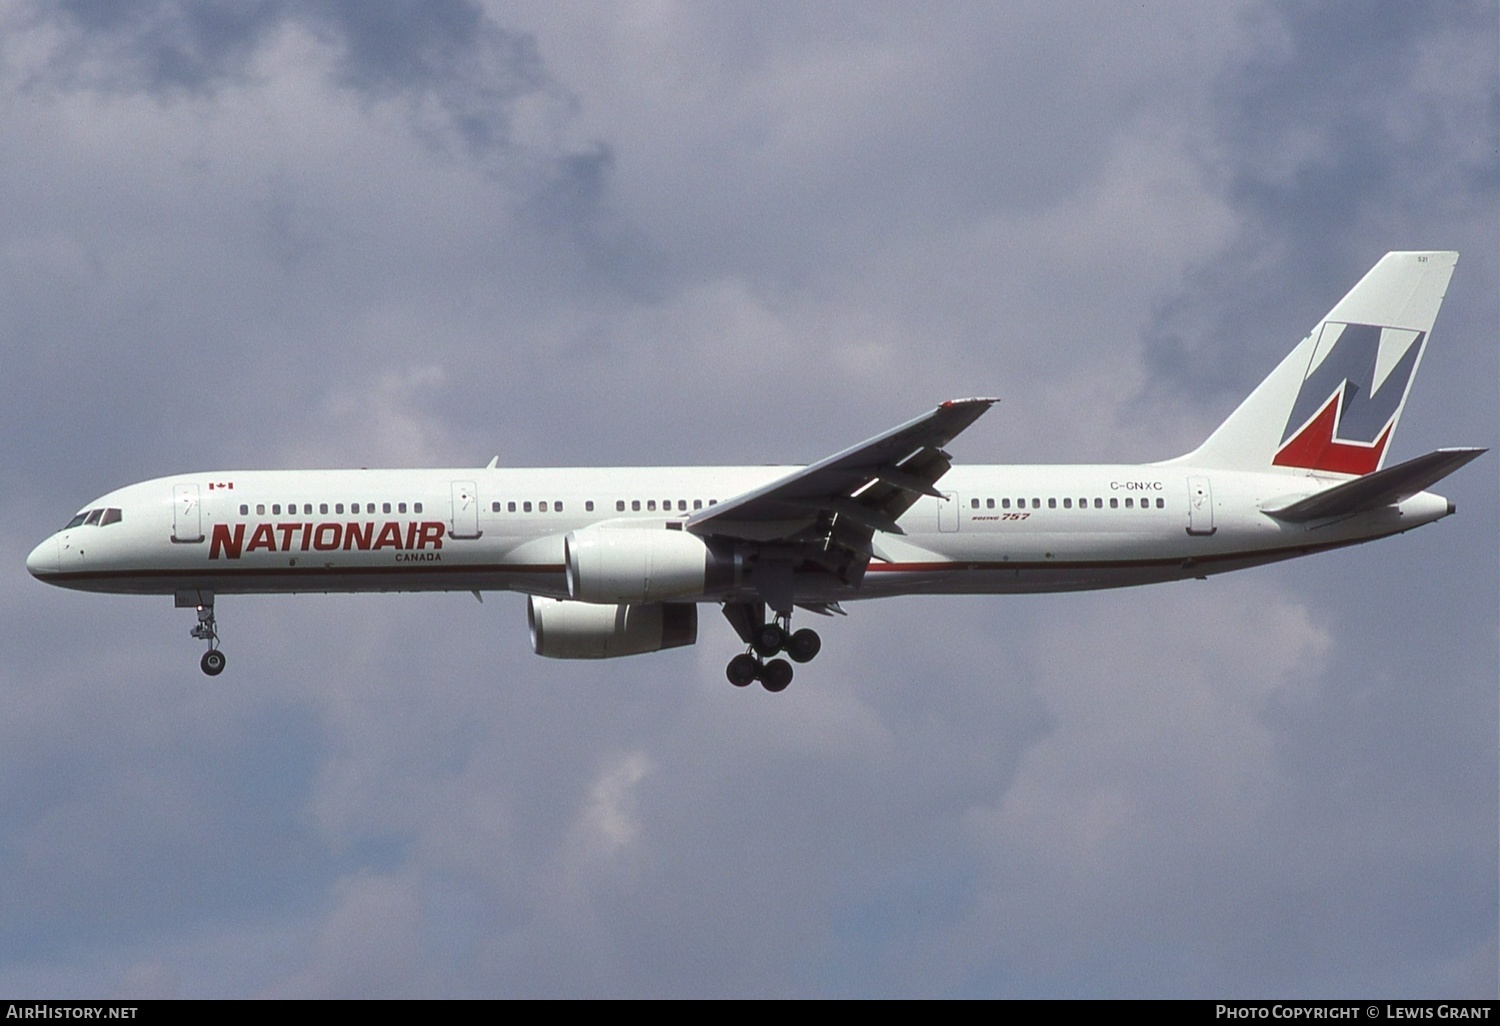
[180,591,226,676]
[723,608,822,693]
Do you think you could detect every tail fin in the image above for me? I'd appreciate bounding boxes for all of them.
[1171,251,1458,475]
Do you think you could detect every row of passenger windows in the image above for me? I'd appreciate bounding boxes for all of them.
[235,498,723,518]
[486,498,721,514]
[970,496,1166,510]
[64,507,123,528]
[493,500,586,513]
[618,498,717,513]
[228,494,1166,520]
[240,502,425,517]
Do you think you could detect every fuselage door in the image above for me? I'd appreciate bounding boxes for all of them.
[450,481,481,539]
[172,484,204,543]
[1186,476,1216,536]
[938,492,959,533]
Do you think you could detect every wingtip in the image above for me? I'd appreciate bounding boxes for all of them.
[940,396,1000,409]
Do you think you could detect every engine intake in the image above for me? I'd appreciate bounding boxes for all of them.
[528,597,698,659]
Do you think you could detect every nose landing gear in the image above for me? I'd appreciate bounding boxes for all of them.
[178,591,225,676]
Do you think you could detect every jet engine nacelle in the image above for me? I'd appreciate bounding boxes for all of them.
[565,525,732,604]
[528,596,698,659]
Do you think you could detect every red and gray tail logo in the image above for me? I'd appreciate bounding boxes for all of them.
[1273,322,1425,475]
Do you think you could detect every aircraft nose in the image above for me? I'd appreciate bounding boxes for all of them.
[26,536,58,578]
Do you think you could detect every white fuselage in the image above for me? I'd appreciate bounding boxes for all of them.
[25,463,1452,603]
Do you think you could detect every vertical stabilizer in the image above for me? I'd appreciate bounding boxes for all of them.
[1170,251,1458,475]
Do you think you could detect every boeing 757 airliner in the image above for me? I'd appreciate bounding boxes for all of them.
[27,252,1484,691]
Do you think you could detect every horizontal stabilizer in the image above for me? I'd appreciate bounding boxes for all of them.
[1264,447,1486,522]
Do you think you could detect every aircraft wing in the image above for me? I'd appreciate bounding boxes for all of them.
[1263,447,1487,522]
[686,397,996,543]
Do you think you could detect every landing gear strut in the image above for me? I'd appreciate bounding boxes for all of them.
[182,592,226,676]
[722,605,821,693]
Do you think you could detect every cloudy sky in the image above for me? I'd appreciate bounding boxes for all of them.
[1,0,1495,998]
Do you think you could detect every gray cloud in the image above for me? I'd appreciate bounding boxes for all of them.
[1140,0,1498,416]
[33,0,283,95]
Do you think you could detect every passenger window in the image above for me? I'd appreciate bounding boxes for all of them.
[523,501,532,513]
[1048,498,1057,509]
[335,503,344,514]
[1125,497,1133,509]
[1156,497,1165,509]
[586,501,595,512]
[971,498,980,509]
[398,503,407,514]
[556,501,564,512]
[272,504,281,515]
[1094,498,1102,509]
[675,500,684,512]
[539,501,549,512]
[616,500,625,512]
[1110,498,1119,508]
[414,502,423,513]
[508,501,516,513]
[632,500,641,512]
[320,503,329,515]
[1063,498,1072,509]
[240,504,249,516]
[1031,498,1040,509]
[647,500,656,511]
[986,498,995,509]
[383,502,392,514]
[693,499,702,510]
[257,504,266,515]
[1001,499,1010,509]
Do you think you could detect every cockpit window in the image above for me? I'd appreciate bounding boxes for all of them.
[63,507,123,529]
